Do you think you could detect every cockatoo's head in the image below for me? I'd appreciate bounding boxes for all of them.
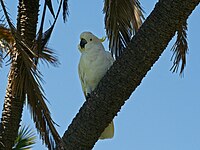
[78,32,106,53]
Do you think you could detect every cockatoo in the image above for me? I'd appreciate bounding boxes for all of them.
[78,31,114,139]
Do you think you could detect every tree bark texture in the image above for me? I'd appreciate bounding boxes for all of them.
[0,0,39,149]
[57,0,200,149]
[0,56,25,149]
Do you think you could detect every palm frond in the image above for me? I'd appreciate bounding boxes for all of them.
[0,25,59,67]
[103,0,144,58]
[37,25,54,50]
[8,45,61,150]
[170,20,188,75]
[0,0,37,58]
[34,1,48,65]
[35,0,63,65]
[13,126,36,150]
[10,47,61,149]
[0,24,14,62]
[25,68,61,149]
[0,24,14,45]
[63,0,69,22]
[38,47,60,67]
[1,1,61,148]
[45,0,55,18]
[0,24,13,67]
[42,0,63,46]
[0,1,59,67]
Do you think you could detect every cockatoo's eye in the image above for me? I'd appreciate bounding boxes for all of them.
[90,38,92,41]
[80,38,87,49]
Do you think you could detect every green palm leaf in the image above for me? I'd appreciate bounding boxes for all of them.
[13,126,36,150]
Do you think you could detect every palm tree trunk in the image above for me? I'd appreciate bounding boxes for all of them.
[0,0,39,149]
[57,0,200,149]
[0,56,25,149]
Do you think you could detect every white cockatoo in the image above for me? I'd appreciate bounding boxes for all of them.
[78,31,115,139]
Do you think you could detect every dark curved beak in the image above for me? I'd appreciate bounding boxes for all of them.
[80,38,87,49]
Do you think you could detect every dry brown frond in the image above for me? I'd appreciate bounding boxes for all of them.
[170,21,188,75]
[0,25,14,45]
[38,47,60,67]
[0,0,61,148]
[9,47,61,149]
[0,25,14,66]
[26,69,61,149]
[103,0,144,58]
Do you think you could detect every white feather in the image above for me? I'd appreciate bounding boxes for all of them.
[78,32,115,139]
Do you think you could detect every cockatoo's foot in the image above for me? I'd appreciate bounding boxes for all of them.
[86,93,91,100]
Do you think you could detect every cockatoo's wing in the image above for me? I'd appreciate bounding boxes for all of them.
[105,51,115,66]
[78,62,87,96]
[78,51,114,97]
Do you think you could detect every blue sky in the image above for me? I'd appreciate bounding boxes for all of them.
[0,0,200,150]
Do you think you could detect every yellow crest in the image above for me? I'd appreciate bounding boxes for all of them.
[99,36,106,42]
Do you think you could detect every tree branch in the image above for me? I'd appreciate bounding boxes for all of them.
[57,0,200,149]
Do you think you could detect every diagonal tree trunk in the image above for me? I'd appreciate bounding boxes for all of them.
[57,0,200,149]
[0,0,39,149]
